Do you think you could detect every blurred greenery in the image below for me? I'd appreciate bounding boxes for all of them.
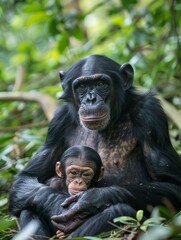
[0,0,181,239]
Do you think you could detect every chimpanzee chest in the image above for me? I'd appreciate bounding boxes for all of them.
[69,121,149,184]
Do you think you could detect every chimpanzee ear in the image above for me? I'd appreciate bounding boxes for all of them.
[119,63,134,90]
[55,162,63,178]
[95,166,104,182]
[59,71,65,81]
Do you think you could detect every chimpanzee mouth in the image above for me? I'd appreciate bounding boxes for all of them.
[81,113,108,122]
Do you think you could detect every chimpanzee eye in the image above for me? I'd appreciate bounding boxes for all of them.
[82,172,90,177]
[82,172,93,178]
[79,83,87,89]
[97,81,104,87]
[70,170,77,176]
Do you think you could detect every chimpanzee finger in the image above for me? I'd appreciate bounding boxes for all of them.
[52,218,84,234]
[52,221,66,232]
[61,192,82,207]
[51,207,78,223]
[56,230,66,239]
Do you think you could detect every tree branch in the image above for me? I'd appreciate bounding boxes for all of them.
[0,92,58,122]
[0,121,49,132]
[158,96,181,130]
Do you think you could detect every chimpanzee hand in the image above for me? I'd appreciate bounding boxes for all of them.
[61,192,83,207]
[51,186,133,234]
[51,214,86,235]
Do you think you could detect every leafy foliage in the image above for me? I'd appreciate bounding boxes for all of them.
[111,209,181,240]
[0,0,180,239]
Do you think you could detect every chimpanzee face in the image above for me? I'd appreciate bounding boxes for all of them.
[72,74,112,130]
[56,157,98,195]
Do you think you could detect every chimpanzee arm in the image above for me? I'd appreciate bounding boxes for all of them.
[52,203,137,237]
[9,147,68,218]
[51,186,134,232]
[134,93,181,185]
[9,105,71,218]
[129,93,181,209]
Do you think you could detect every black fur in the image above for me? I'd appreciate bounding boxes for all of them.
[9,55,181,238]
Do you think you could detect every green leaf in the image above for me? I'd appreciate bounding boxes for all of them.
[57,32,69,52]
[143,217,166,225]
[25,12,51,26]
[23,4,43,13]
[0,198,8,207]
[73,26,84,40]
[0,217,16,231]
[83,237,102,240]
[136,210,144,222]
[10,53,28,65]
[0,134,14,145]
[140,225,148,232]
[114,216,137,223]
[139,226,171,240]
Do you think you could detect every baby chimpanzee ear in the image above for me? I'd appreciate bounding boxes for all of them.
[55,162,63,178]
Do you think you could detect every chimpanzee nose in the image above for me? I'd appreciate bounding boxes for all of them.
[75,178,83,184]
[86,91,96,104]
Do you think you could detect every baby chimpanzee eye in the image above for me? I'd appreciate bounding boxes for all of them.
[82,172,90,177]
[70,170,77,176]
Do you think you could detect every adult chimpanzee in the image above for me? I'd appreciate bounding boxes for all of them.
[9,55,181,239]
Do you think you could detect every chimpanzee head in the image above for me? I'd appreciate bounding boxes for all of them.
[55,145,104,195]
[59,55,134,130]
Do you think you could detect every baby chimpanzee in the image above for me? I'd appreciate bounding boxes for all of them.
[49,145,104,238]
[50,145,104,195]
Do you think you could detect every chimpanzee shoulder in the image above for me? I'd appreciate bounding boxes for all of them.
[128,91,170,145]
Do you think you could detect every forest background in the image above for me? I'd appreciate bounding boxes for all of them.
[0,0,181,239]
